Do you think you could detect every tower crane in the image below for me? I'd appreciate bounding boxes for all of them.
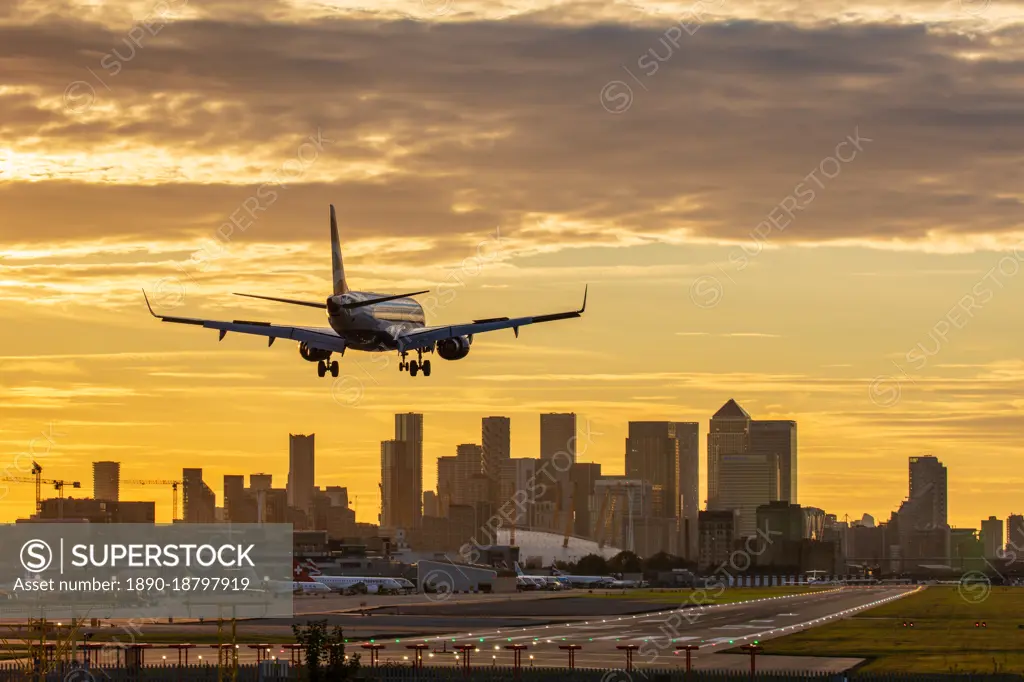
[122,479,181,521]
[1,462,81,516]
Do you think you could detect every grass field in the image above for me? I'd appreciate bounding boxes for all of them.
[761,586,1024,673]
[585,586,830,605]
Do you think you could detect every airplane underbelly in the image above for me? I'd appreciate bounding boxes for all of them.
[329,313,423,352]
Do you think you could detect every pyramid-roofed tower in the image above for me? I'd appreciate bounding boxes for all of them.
[712,398,751,420]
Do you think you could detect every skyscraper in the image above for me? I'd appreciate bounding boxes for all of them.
[892,457,951,566]
[423,490,439,517]
[381,413,423,529]
[92,461,120,502]
[381,440,419,528]
[676,422,700,560]
[182,468,216,523]
[750,420,797,503]
[707,399,751,508]
[713,453,780,537]
[223,474,245,522]
[540,413,577,463]
[288,434,316,518]
[982,515,1004,558]
[625,422,678,519]
[437,456,457,516]
[454,444,484,505]
[395,413,424,453]
[500,458,538,529]
[570,462,602,538]
[482,416,511,484]
[1008,514,1024,551]
[909,455,947,528]
[540,413,576,522]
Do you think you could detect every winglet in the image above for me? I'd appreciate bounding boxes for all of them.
[579,284,588,314]
[142,289,159,318]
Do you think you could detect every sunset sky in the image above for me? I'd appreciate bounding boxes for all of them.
[2,0,1023,531]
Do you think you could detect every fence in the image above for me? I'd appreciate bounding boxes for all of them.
[1,663,1024,682]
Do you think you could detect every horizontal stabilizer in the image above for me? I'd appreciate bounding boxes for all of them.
[342,290,429,310]
[233,293,327,309]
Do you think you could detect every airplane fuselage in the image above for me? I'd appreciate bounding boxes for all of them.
[326,291,426,351]
[311,574,407,593]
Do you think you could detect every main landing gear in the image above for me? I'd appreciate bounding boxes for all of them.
[398,350,431,377]
[317,359,339,378]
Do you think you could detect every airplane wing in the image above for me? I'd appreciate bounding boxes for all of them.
[395,286,586,352]
[143,291,347,353]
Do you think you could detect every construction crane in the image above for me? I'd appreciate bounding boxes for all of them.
[31,461,42,512]
[122,479,181,521]
[598,491,619,549]
[1,462,81,516]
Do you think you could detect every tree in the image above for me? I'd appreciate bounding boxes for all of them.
[575,554,609,575]
[643,551,682,572]
[292,619,360,682]
[609,550,642,573]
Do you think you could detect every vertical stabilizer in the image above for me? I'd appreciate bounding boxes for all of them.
[330,205,349,295]
[293,560,314,582]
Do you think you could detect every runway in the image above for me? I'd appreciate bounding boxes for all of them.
[355,587,916,672]
[1,587,917,672]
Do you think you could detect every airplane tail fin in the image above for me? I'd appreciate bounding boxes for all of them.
[514,561,524,576]
[293,560,314,582]
[330,205,349,295]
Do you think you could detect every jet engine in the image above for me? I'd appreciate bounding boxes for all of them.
[299,342,332,363]
[437,337,471,361]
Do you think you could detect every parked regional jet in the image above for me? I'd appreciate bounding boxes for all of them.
[513,562,548,590]
[551,568,616,588]
[301,559,410,594]
[144,205,586,378]
[264,562,332,594]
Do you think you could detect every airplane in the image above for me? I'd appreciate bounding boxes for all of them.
[262,562,332,594]
[513,562,547,590]
[806,570,833,585]
[143,205,587,378]
[551,567,616,588]
[542,575,573,590]
[513,562,572,590]
[301,559,408,594]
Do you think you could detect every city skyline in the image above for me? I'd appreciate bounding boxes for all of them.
[3,0,1024,545]
[6,404,1019,533]
[3,2,1023,674]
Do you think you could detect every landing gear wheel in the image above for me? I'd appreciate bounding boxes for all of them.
[422,360,431,377]
[330,361,339,378]
[317,360,326,377]
[399,361,406,372]
[410,360,419,377]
